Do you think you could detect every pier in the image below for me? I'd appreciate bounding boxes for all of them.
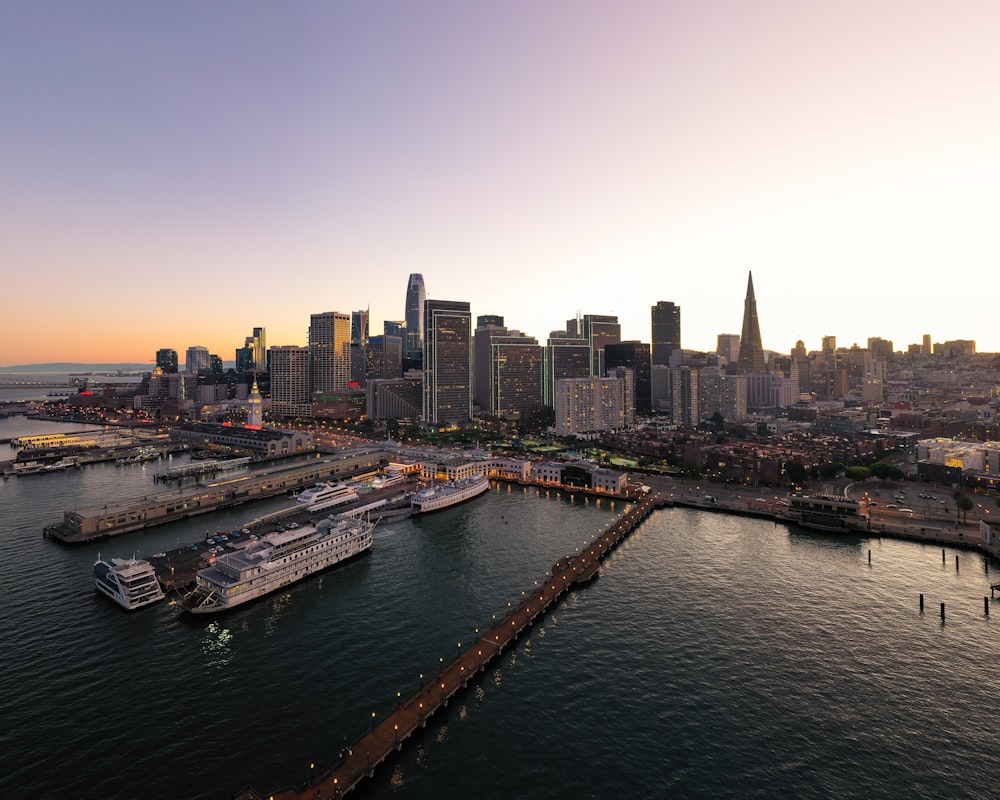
[43,451,389,543]
[239,492,661,800]
[153,456,252,482]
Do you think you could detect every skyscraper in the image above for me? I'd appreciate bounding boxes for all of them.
[484,331,542,419]
[351,310,369,345]
[716,334,740,365]
[605,341,651,415]
[155,348,178,374]
[365,335,403,380]
[651,302,681,366]
[543,333,591,408]
[422,299,472,425]
[404,273,426,358]
[473,319,508,411]
[268,345,311,418]
[736,271,767,374]
[185,346,210,375]
[308,311,351,396]
[573,314,621,376]
[251,327,266,371]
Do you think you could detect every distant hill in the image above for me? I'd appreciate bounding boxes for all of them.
[0,363,155,373]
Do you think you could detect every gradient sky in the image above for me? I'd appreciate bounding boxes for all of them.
[3,1,999,366]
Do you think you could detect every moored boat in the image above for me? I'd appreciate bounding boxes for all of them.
[180,514,374,614]
[296,482,359,512]
[94,557,166,610]
[410,474,490,514]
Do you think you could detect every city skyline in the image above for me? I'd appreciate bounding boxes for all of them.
[4,2,999,366]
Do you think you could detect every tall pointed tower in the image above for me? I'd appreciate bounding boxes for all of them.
[246,376,263,428]
[736,271,767,374]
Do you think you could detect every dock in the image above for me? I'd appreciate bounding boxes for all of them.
[42,450,390,543]
[238,491,661,800]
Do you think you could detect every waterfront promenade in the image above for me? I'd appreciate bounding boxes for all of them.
[236,493,660,800]
[637,474,1000,561]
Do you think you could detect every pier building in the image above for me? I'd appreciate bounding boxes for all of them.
[43,449,389,543]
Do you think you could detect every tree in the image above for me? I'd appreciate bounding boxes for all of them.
[845,466,871,481]
[784,460,808,487]
[818,462,844,479]
[870,462,904,482]
[954,491,974,524]
[958,495,974,523]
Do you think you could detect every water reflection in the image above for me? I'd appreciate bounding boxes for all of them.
[201,621,234,666]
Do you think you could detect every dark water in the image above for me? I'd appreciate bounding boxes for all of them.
[2,417,999,800]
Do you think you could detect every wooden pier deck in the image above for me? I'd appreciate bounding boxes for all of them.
[239,492,660,800]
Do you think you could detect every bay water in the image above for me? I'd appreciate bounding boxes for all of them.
[2,415,999,800]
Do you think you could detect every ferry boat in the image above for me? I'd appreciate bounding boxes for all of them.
[410,474,490,514]
[296,482,359,512]
[93,557,166,610]
[786,494,864,532]
[180,515,374,614]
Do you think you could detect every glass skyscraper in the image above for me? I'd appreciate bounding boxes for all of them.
[404,273,426,358]
[651,301,681,366]
[422,299,472,425]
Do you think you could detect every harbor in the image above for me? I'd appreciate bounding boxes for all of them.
[245,493,659,800]
[42,448,390,543]
[6,419,1000,799]
[145,482,416,593]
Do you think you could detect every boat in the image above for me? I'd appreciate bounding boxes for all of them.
[93,557,166,610]
[180,515,374,614]
[11,458,76,476]
[371,472,407,490]
[410,474,490,514]
[296,482,359,512]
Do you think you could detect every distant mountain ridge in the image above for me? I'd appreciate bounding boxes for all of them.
[0,363,155,372]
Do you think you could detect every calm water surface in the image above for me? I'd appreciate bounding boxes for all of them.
[1,415,999,800]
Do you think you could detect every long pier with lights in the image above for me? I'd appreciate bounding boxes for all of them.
[236,491,663,800]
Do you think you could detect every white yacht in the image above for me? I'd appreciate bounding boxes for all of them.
[296,482,359,512]
[93,557,166,610]
[410,474,490,514]
[371,472,407,490]
[180,515,374,614]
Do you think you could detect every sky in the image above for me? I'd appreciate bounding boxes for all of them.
[3,1,999,366]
